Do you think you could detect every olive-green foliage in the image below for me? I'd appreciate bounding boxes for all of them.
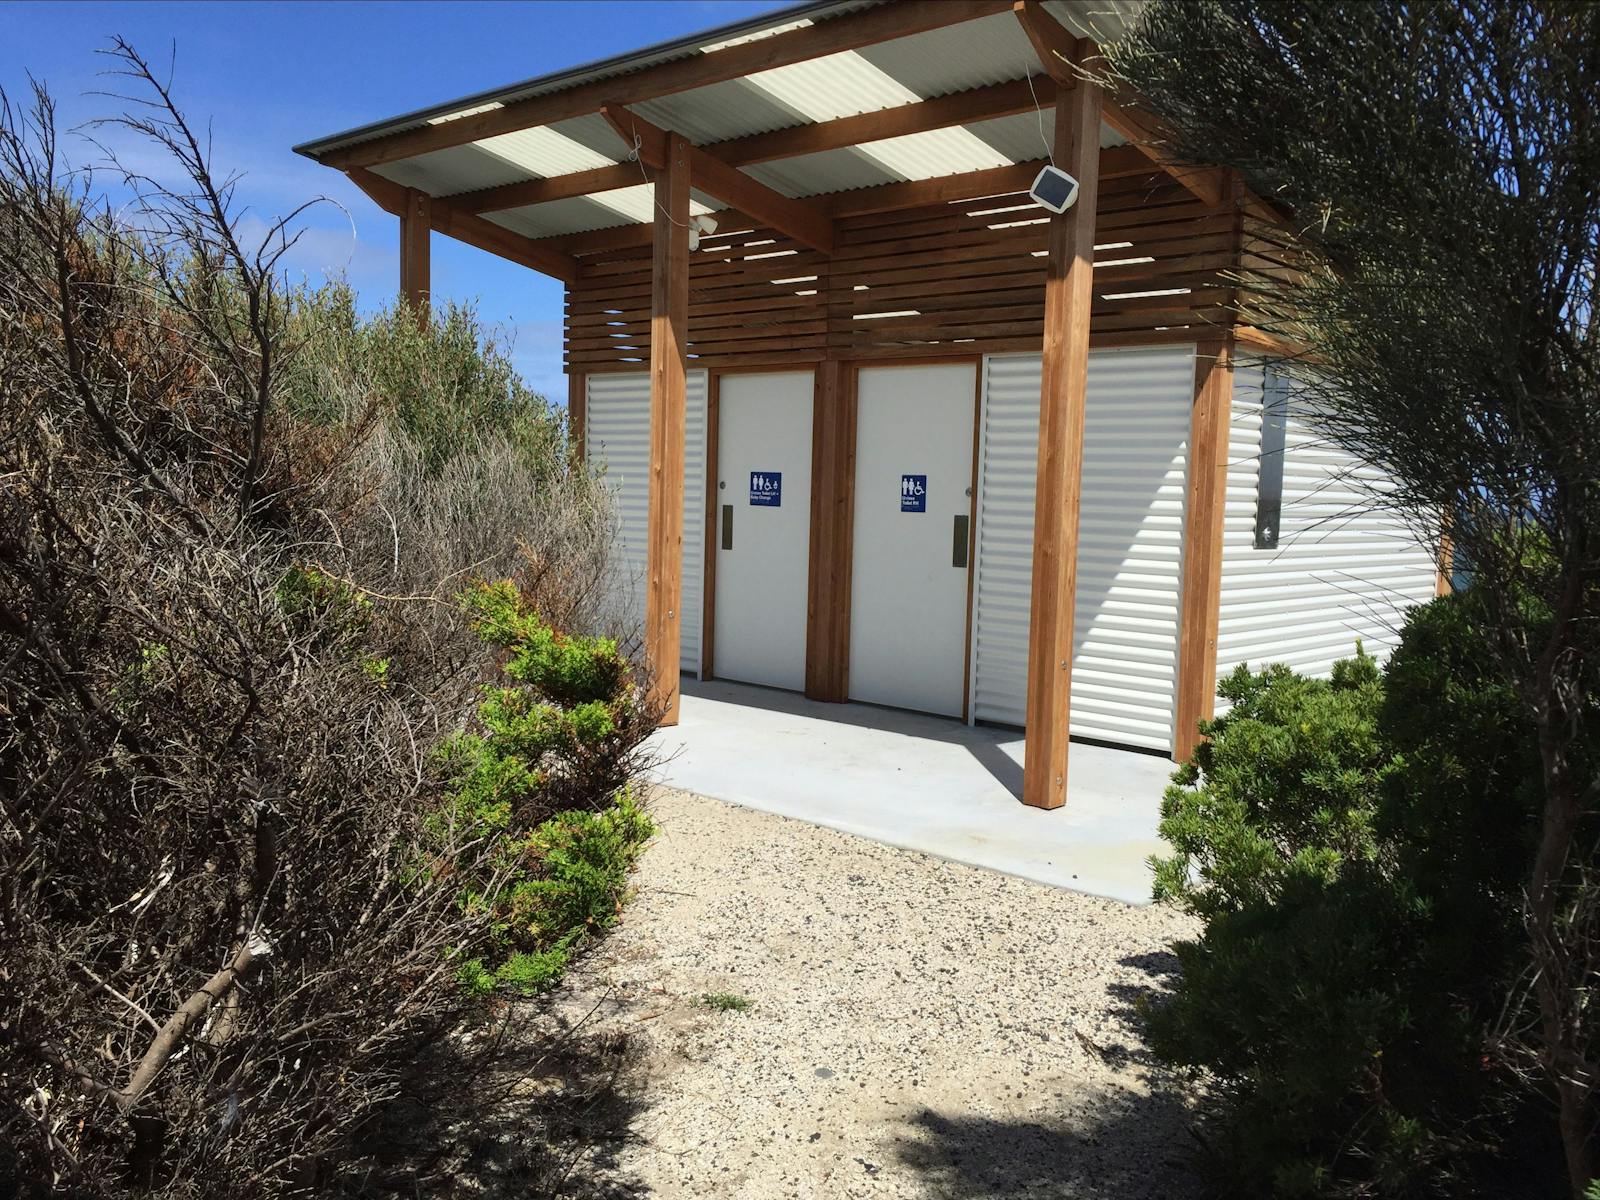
[1154,650,1388,915]
[1151,595,1554,1198]
[700,992,753,1013]
[281,281,567,475]
[440,581,654,996]
[463,578,625,706]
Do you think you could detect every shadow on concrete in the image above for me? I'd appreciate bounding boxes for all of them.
[678,676,1167,804]
[680,676,1030,799]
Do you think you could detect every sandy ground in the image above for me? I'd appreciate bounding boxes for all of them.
[530,787,1204,1200]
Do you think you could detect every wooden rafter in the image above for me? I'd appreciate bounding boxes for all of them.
[317,0,1015,171]
[540,146,1176,259]
[1098,98,1228,209]
[710,76,1059,168]
[601,104,835,255]
[551,210,757,257]
[450,162,643,215]
[1011,2,1228,209]
[1013,0,1078,86]
[454,76,1064,217]
[826,160,1049,218]
[344,167,581,282]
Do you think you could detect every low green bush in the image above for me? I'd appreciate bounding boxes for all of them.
[1150,593,1559,1198]
[440,581,656,996]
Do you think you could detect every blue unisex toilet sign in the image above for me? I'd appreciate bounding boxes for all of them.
[749,471,782,507]
[900,474,927,513]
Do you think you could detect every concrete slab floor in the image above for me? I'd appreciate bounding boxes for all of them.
[644,678,1177,905]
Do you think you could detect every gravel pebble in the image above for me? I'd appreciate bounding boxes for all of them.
[541,786,1204,1199]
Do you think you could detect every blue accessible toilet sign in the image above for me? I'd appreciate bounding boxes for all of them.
[900,474,927,513]
[749,471,782,507]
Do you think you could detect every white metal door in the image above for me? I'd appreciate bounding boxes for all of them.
[584,371,707,673]
[968,348,1194,750]
[713,371,814,691]
[849,363,976,717]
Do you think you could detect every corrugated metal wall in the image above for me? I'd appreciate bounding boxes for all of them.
[1215,363,1438,686]
[970,346,1195,750]
[583,370,708,674]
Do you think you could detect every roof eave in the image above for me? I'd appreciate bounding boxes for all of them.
[292,0,873,162]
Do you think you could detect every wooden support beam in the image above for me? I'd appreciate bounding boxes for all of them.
[645,132,691,725]
[1436,523,1454,597]
[712,76,1058,168]
[1098,95,1228,209]
[541,147,1165,259]
[1013,0,1078,85]
[399,188,431,320]
[1012,0,1228,210]
[317,0,1015,170]
[459,77,1060,217]
[345,167,582,282]
[450,162,643,215]
[601,104,835,255]
[825,159,1049,218]
[567,368,586,463]
[1021,60,1102,811]
[805,358,857,702]
[1173,337,1235,762]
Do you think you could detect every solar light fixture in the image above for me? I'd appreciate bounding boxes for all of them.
[1029,164,1080,214]
[688,213,720,251]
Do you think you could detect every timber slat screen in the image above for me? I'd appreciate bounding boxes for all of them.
[564,164,1239,372]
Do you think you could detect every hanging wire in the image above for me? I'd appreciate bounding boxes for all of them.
[1022,64,1054,166]
[625,117,692,229]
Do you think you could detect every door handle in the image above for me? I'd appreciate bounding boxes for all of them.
[721,504,733,550]
[952,514,969,568]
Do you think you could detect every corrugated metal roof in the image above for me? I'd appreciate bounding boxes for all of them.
[296,0,879,156]
[303,0,1147,242]
[851,11,1040,95]
[743,146,903,199]
[631,78,808,146]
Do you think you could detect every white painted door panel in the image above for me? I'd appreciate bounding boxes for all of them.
[849,363,976,717]
[713,371,814,691]
[584,371,707,674]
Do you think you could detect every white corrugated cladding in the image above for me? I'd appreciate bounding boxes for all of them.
[969,346,1196,750]
[1215,363,1438,686]
[583,371,708,674]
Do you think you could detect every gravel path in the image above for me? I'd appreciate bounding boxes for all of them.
[537,787,1203,1199]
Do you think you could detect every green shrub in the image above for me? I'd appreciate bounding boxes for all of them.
[1154,649,1389,915]
[463,578,626,705]
[1150,595,1559,1197]
[439,582,656,996]
[282,282,566,476]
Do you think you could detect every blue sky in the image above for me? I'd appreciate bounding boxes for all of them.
[1,0,789,400]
